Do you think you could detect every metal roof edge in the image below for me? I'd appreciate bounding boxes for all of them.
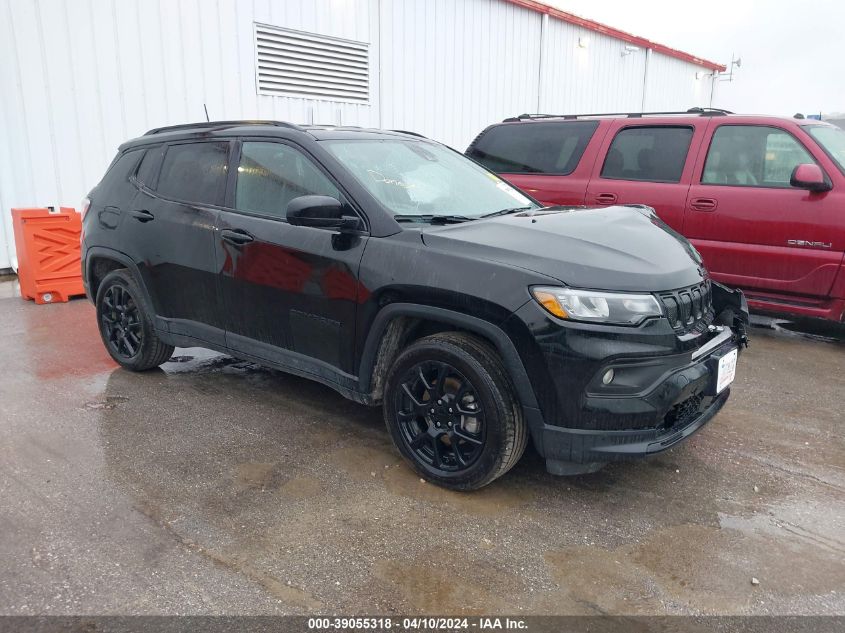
[504,0,727,72]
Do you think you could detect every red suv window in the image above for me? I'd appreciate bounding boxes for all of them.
[601,126,693,183]
[467,120,599,175]
[701,125,816,188]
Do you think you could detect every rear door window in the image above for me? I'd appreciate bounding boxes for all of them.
[601,126,693,183]
[467,121,599,174]
[702,125,816,187]
[156,141,230,205]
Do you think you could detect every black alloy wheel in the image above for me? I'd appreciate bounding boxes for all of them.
[95,269,175,371]
[394,360,486,472]
[383,332,527,490]
[101,284,143,359]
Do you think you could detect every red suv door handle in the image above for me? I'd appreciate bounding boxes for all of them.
[690,197,717,212]
[595,193,618,205]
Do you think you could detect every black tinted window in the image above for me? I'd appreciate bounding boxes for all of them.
[97,149,144,199]
[157,142,229,205]
[601,126,693,183]
[467,121,599,174]
[235,142,340,218]
[135,145,162,187]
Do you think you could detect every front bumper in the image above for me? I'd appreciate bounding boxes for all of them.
[542,388,729,473]
[542,333,737,469]
[506,283,748,472]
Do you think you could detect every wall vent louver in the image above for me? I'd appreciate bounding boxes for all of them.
[254,23,369,103]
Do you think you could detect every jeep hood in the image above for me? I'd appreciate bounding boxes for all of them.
[420,206,705,292]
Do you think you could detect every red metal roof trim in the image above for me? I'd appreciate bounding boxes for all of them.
[505,0,726,72]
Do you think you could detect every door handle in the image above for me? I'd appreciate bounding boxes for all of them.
[220,229,255,245]
[595,193,617,205]
[128,209,155,222]
[690,197,717,212]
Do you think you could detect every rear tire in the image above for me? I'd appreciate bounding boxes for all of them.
[383,332,527,490]
[96,269,174,371]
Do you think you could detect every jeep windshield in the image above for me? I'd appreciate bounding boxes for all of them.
[322,138,539,221]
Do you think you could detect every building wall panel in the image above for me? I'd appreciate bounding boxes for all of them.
[0,0,712,271]
[539,17,647,115]
[645,53,712,111]
[378,0,543,150]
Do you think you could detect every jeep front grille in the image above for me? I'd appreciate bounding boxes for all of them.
[657,280,714,335]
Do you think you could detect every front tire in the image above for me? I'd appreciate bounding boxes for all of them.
[96,269,174,371]
[383,332,527,490]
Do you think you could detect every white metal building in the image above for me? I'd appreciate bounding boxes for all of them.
[0,0,724,272]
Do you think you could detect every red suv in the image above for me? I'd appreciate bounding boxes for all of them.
[467,108,845,322]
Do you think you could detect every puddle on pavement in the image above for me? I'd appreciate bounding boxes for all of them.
[83,395,129,410]
[543,521,845,614]
[330,444,538,517]
[235,462,283,492]
[85,338,843,615]
[277,476,323,499]
[718,496,845,556]
[132,498,323,610]
[233,464,324,500]
[14,300,118,380]
[371,549,527,614]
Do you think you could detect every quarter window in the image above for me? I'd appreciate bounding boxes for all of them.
[156,142,230,205]
[234,142,340,218]
[135,146,162,188]
[601,126,693,183]
[97,149,145,201]
[702,125,815,187]
[467,121,599,175]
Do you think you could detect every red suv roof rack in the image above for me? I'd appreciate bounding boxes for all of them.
[503,107,733,122]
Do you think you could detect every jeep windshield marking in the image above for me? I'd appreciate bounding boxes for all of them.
[323,138,537,220]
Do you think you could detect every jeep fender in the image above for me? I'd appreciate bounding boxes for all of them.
[357,303,541,414]
[83,246,165,331]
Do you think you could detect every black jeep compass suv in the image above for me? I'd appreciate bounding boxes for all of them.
[82,120,749,490]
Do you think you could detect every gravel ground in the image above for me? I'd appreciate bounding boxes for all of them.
[0,284,843,615]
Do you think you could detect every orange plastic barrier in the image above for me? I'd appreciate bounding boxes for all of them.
[11,207,85,304]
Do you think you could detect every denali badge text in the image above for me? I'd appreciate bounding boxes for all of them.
[787,239,832,249]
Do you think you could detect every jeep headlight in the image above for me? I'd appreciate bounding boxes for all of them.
[531,286,662,325]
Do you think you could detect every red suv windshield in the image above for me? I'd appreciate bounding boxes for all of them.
[806,125,845,174]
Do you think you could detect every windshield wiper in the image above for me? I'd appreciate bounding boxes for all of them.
[393,214,477,224]
[480,206,535,218]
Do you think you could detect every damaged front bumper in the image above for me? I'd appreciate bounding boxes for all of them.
[515,282,750,475]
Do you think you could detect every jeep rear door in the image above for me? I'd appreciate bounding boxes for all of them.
[128,140,230,346]
[466,120,607,206]
[584,119,709,233]
[682,120,844,301]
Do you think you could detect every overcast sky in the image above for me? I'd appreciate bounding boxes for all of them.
[550,0,845,116]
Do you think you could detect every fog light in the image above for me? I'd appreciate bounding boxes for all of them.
[602,369,615,385]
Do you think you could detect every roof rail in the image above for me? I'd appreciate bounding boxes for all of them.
[144,120,304,136]
[503,107,733,122]
[390,129,428,138]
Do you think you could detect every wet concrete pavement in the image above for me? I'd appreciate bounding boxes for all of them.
[1,286,843,615]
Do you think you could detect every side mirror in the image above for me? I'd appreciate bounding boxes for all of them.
[790,164,831,192]
[286,195,362,231]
